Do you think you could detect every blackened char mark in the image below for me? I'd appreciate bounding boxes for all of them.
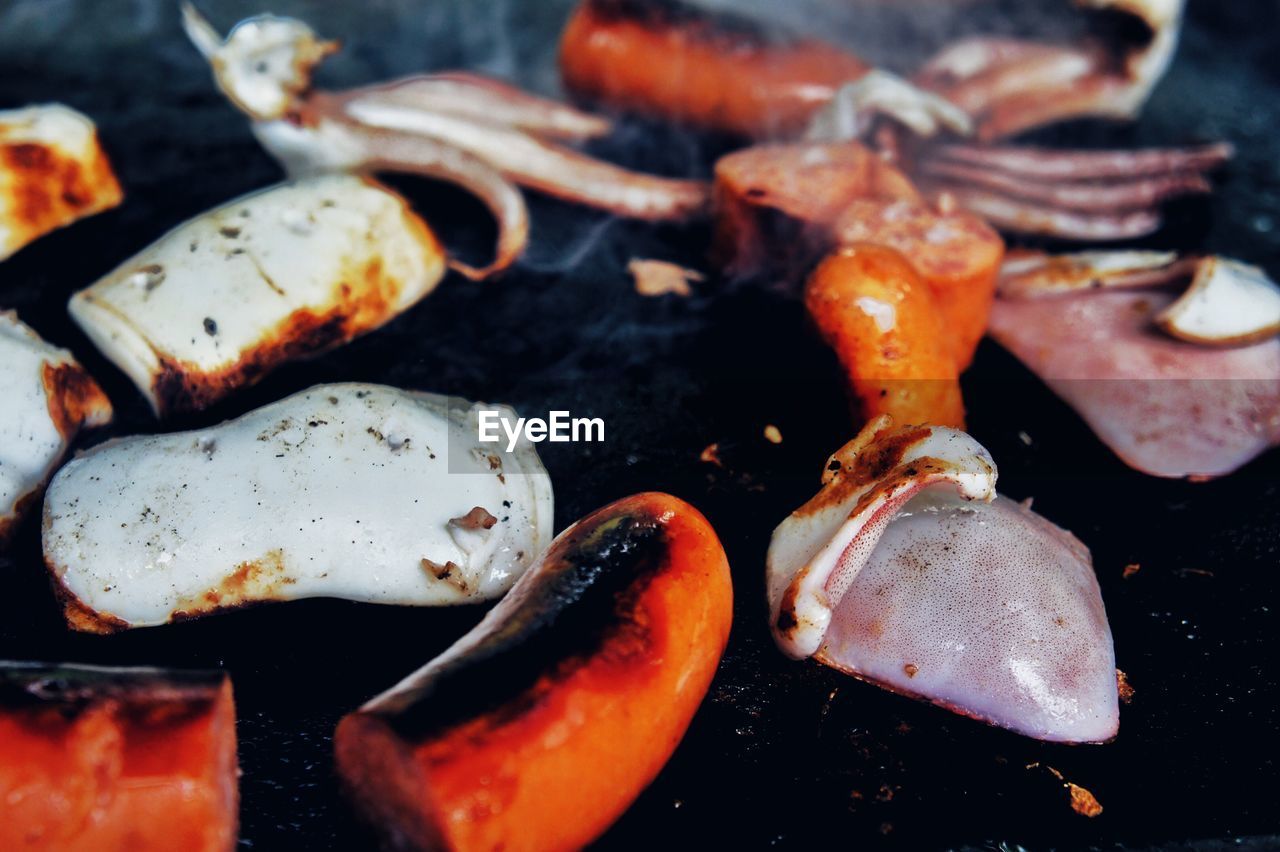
[0,661,225,719]
[370,509,670,741]
[586,0,792,49]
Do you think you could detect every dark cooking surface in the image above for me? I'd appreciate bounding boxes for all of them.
[2,0,1279,849]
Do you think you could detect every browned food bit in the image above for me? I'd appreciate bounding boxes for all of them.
[1117,669,1136,703]
[700,442,724,467]
[628,258,703,297]
[448,506,499,530]
[1069,782,1105,817]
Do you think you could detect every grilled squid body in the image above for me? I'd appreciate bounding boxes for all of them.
[767,418,1118,743]
[69,174,445,417]
[0,662,238,852]
[0,104,123,261]
[0,312,112,546]
[42,384,553,632]
[336,493,733,851]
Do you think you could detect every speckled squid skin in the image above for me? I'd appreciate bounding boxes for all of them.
[0,662,238,851]
[335,493,733,852]
[0,312,113,548]
[68,174,446,417]
[767,418,1119,743]
[42,384,553,632]
[0,104,123,261]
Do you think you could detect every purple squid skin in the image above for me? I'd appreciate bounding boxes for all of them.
[816,489,1119,743]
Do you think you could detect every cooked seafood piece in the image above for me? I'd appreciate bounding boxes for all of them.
[561,0,1226,242]
[69,174,446,417]
[0,312,112,547]
[182,4,708,280]
[0,662,238,851]
[0,104,122,261]
[336,493,732,851]
[915,0,1184,140]
[990,252,1280,479]
[43,384,553,632]
[767,418,1119,743]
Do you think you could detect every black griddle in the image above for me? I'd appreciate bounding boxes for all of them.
[2,0,1279,849]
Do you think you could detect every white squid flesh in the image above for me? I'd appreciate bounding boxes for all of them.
[42,383,553,632]
[0,312,112,546]
[69,174,446,417]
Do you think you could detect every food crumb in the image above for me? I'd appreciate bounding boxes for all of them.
[1027,763,1103,818]
[629,258,703,297]
[1123,563,1141,579]
[449,506,498,531]
[699,443,724,468]
[1068,783,1104,818]
[1116,669,1135,704]
[763,424,783,444]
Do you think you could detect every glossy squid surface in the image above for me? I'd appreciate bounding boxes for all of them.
[767,418,1119,743]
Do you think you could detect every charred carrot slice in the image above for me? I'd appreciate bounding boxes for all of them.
[712,141,919,276]
[335,492,733,852]
[829,200,1003,370]
[806,245,966,429]
[0,663,238,851]
[560,0,869,139]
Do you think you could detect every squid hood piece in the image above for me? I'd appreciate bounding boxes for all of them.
[991,252,1280,479]
[0,662,238,852]
[0,312,112,547]
[336,493,733,851]
[767,417,1118,743]
[69,174,446,417]
[1,104,123,261]
[43,383,553,632]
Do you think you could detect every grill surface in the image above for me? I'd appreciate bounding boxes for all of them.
[1,1,1278,849]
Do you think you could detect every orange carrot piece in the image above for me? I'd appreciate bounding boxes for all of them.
[559,0,869,139]
[0,664,238,851]
[830,199,1003,370]
[806,245,966,429]
[335,493,733,851]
